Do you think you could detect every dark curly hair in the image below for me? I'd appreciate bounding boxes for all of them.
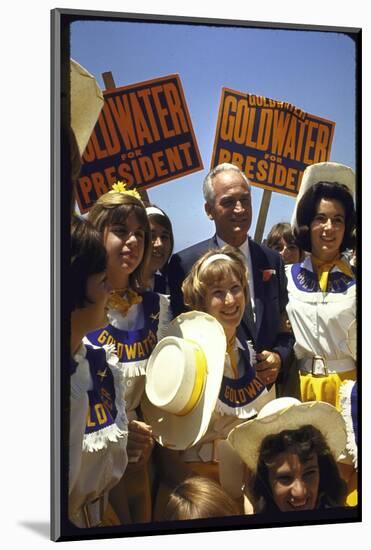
[294,182,356,253]
[252,425,347,513]
[70,216,107,311]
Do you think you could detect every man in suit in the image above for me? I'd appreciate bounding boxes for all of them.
[167,162,293,388]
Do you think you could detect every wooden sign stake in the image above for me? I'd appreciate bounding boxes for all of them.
[254,189,272,244]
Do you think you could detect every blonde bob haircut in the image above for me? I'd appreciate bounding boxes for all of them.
[88,191,151,289]
[182,245,249,312]
[163,476,240,520]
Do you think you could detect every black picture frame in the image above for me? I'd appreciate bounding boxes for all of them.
[51,7,361,542]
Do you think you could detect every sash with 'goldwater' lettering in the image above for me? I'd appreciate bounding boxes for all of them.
[85,346,117,436]
[291,262,356,294]
[87,292,160,377]
[216,341,270,419]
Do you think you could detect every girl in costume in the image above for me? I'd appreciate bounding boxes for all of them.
[287,162,357,506]
[144,204,174,294]
[85,182,171,523]
[146,246,275,518]
[69,216,128,527]
[228,397,348,514]
[288,161,356,409]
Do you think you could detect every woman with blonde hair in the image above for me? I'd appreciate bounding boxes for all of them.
[85,182,172,523]
[148,245,275,518]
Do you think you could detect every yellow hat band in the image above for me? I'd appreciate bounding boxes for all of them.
[176,341,208,417]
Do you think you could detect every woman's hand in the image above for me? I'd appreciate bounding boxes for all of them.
[126,420,155,470]
[256,350,281,386]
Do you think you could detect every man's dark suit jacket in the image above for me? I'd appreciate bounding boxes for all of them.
[167,235,294,383]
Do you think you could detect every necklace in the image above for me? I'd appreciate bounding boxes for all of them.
[107,288,142,316]
[226,336,239,379]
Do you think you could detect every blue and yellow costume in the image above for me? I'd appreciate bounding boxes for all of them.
[69,344,128,528]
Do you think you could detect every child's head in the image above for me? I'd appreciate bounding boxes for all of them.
[163,476,240,520]
[182,246,248,311]
[88,189,151,289]
[146,205,174,274]
[70,216,110,336]
[266,222,303,264]
[182,246,248,339]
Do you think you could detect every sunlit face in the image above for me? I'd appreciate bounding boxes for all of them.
[310,198,345,261]
[204,273,245,339]
[205,170,252,247]
[104,212,145,289]
[74,271,111,334]
[149,219,172,273]
[267,452,320,512]
[271,238,302,264]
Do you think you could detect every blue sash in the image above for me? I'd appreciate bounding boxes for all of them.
[218,345,269,411]
[291,262,356,294]
[85,346,117,435]
[87,291,160,364]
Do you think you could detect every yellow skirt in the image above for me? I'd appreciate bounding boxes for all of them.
[300,369,356,410]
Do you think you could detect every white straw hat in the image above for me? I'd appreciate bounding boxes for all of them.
[141,311,226,450]
[291,162,355,230]
[228,397,347,473]
[70,58,104,156]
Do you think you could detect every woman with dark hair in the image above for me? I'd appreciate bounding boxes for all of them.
[69,216,128,527]
[287,162,356,409]
[228,397,348,514]
[266,222,304,265]
[144,204,174,293]
[85,183,172,523]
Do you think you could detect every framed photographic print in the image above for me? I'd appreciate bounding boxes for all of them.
[51,7,361,542]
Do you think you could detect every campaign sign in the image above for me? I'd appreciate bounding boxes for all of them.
[211,88,335,197]
[76,74,203,213]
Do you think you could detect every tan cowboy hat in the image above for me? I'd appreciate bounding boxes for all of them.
[227,397,347,473]
[291,162,356,230]
[141,311,226,450]
[70,58,104,156]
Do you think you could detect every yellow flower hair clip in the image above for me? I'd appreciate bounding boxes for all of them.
[109,180,142,201]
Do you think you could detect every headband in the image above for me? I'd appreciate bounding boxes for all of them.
[146,206,166,217]
[199,253,234,272]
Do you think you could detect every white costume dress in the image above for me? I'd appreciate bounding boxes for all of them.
[69,344,128,527]
[285,255,356,408]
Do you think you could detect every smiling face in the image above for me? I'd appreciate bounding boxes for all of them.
[149,219,172,273]
[272,238,302,265]
[310,198,346,262]
[104,211,145,289]
[205,170,252,247]
[267,451,320,512]
[204,273,246,339]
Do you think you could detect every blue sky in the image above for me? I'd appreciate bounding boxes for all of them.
[71,19,356,252]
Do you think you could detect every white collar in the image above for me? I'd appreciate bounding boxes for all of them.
[215,234,250,257]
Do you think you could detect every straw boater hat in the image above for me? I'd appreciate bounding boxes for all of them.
[141,311,226,450]
[227,397,347,473]
[291,162,356,231]
[70,58,104,157]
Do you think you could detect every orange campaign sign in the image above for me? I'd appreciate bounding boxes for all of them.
[211,88,336,196]
[76,74,203,213]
